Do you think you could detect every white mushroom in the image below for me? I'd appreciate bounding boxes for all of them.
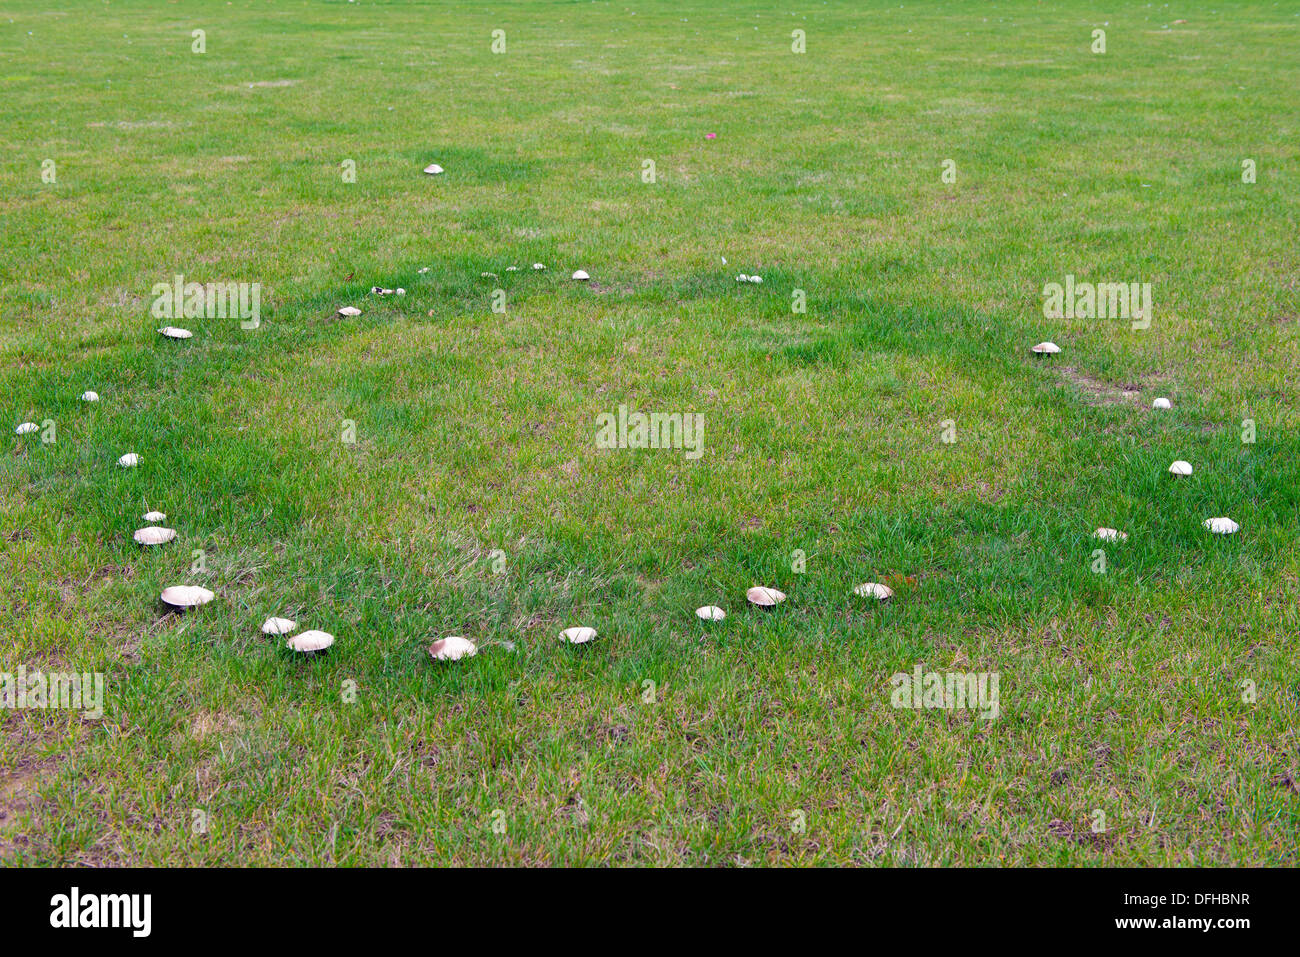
[117,453,139,467]
[750,275,763,284]
[532,263,546,271]
[287,630,335,652]
[1031,341,1061,355]
[336,306,361,317]
[261,617,296,635]
[80,391,99,402]
[158,326,193,339]
[506,266,519,271]
[423,163,444,175]
[143,510,166,522]
[1152,397,1172,410]
[736,274,750,283]
[133,526,176,546]
[160,585,214,609]
[695,605,726,622]
[746,586,786,607]
[15,422,38,435]
[571,270,590,281]
[1093,527,1128,542]
[559,626,598,644]
[429,636,478,661]
[1169,460,1193,477]
[1204,516,1240,535]
[853,582,894,600]
[396,288,406,296]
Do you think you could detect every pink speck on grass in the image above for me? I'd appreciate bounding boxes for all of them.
[705,132,717,139]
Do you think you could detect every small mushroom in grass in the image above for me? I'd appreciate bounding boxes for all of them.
[1031,341,1061,355]
[1093,527,1128,542]
[853,582,894,600]
[158,326,193,339]
[15,422,38,435]
[736,274,750,283]
[746,586,786,607]
[80,391,99,402]
[287,630,335,652]
[261,617,296,635]
[571,270,590,281]
[336,306,361,317]
[423,163,444,175]
[396,288,406,296]
[133,526,176,546]
[429,636,477,661]
[117,453,139,467]
[695,605,726,622]
[533,263,546,271]
[1204,516,1240,535]
[750,275,763,284]
[559,626,598,644]
[1169,460,1193,477]
[143,510,166,522]
[160,585,214,609]
[506,266,519,272]
[1152,397,1172,410]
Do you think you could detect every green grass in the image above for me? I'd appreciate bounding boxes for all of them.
[2,0,1298,866]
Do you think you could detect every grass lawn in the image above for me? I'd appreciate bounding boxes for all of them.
[2,0,1298,866]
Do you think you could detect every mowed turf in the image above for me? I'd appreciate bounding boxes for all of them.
[2,0,1298,865]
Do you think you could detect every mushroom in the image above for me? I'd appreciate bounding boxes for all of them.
[287,630,335,653]
[695,605,726,622]
[1092,527,1128,542]
[1031,341,1061,355]
[261,617,296,635]
[1204,517,1239,535]
[429,636,478,661]
[423,163,444,175]
[853,582,894,600]
[750,275,763,284]
[160,585,214,609]
[1152,397,1172,410]
[533,263,546,271]
[133,526,176,546]
[736,274,750,283]
[746,586,786,607]
[158,326,193,339]
[571,270,590,281]
[80,391,99,402]
[559,626,598,644]
[14,422,38,435]
[143,510,166,522]
[1169,460,1193,477]
[336,306,361,317]
[117,453,139,467]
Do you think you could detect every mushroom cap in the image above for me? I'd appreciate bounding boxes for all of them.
[117,453,139,467]
[1169,460,1193,477]
[571,270,590,281]
[80,391,100,402]
[15,422,38,435]
[337,306,361,317]
[1204,516,1240,535]
[1093,527,1128,542]
[429,636,478,661]
[287,630,335,652]
[261,616,296,635]
[695,605,726,621]
[133,526,176,546]
[160,585,214,608]
[423,163,444,175]
[746,586,786,607]
[750,275,763,284]
[143,511,166,522]
[1031,341,1061,354]
[533,263,546,270]
[158,326,193,339]
[559,626,598,644]
[853,582,895,600]
[736,274,750,283]
[1152,397,1172,409]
